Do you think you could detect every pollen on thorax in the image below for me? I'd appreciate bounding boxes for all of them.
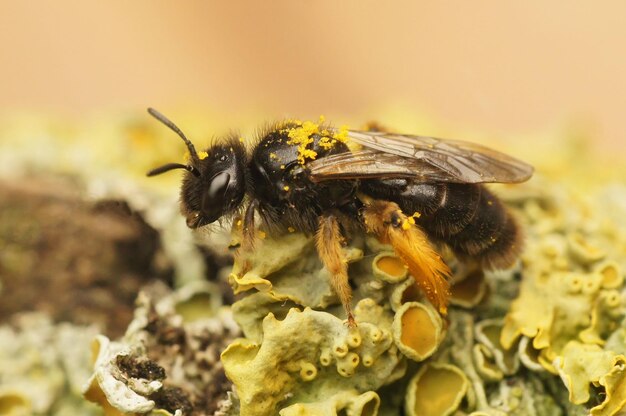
[282,116,350,165]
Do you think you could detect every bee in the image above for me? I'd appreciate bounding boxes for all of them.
[147,108,533,326]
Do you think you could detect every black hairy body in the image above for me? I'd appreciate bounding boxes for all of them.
[248,127,358,235]
[246,128,519,268]
[146,108,533,322]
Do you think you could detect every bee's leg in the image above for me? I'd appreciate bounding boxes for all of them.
[361,199,452,315]
[316,214,355,327]
[237,199,259,275]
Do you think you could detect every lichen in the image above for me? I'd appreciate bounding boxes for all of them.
[0,314,100,415]
[404,362,469,416]
[221,305,401,415]
[499,179,626,413]
[279,390,380,416]
[216,178,626,415]
[372,252,408,283]
[83,283,240,415]
[392,302,444,361]
[4,111,626,415]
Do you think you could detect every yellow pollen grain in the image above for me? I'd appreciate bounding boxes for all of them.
[238,137,245,143]
[280,164,285,169]
[487,200,493,205]
[285,119,322,164]
[298,148,318,164]
[401,220,411,230]
[288,226,296,233]
[319,136,334,150]
[283,185,290,191]
[412,211,422,218]
[257,230,266,239]
[332,125,350,143]
[269,152,278,159]
[198,151,208,160]
[236,219,242,226]
[407,217,415,225]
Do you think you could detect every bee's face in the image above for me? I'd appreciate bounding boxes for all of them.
[145,108,249,230]
[180,143,247,228]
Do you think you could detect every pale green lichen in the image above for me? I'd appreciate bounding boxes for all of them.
[83,335,160,414]
[221,304,404,416]
[0,314,100,416]
[83,283,240,416]
[279,390,380,416]
[499,179,626,414]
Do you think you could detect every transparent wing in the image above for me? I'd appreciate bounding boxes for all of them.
[308,130,534,183]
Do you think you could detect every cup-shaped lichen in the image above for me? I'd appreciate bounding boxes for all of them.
[372,252,408,283]
[392,302,444,362]
[404,362,469,416]
[567,232,606,265]
[449,269,487,308]
[390,278,422,312]
[0,393,30,416]
[595,261,623,290]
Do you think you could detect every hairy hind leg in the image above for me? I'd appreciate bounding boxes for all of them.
[316,214,356,327]
[362,199,451,314]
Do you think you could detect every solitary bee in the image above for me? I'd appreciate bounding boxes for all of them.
[147,108,533,326]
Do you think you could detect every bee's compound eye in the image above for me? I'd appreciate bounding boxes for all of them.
[201,172,231,223]
[207,172,231,199]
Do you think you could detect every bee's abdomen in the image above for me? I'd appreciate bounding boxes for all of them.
[437,185,522,269]
[360,180,521,269]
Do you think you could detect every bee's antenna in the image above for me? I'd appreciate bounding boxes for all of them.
[147,107,199,161]
[147,162,200,177]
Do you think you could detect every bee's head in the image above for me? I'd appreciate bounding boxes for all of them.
[146,108,247,229]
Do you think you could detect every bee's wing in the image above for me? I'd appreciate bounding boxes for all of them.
[308,130,534,183]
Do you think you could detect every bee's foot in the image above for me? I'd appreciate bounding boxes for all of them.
[345,314,357,328]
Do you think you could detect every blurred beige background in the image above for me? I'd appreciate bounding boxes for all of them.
[1,1,625,151]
